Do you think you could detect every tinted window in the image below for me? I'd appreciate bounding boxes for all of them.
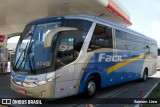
[115,30,126,50]
[56,30,87,69]
[63,19,92,31]
[158,49,160,56]
[125,33,137,51]
[115,29,157,54]
[88,24,113,51]
[31,22,61,70]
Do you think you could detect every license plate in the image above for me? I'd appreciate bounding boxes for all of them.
[18,89,26,94]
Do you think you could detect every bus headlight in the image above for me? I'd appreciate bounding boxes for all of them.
[36,80,47,85]
[35,78,54,86]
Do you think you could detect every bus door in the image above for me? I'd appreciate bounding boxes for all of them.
[43,26,88,98]
[54,30,85,98]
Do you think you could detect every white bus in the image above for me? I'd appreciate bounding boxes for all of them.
[11,14,157,98]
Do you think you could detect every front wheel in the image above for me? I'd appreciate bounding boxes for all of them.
[85,76,97,98]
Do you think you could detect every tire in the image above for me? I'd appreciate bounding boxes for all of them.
[85,76,97,98]
[141,69,148,82]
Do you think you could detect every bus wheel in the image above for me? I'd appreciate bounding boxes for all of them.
[142,69,148,82]
[85,76,97,97]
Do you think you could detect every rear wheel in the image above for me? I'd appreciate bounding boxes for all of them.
[85,76,97,98]
[141,69,148,82]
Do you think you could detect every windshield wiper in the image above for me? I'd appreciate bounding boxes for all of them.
[27,41,36,74]
[14,42,29,71]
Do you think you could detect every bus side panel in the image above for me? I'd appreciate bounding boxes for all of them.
[78,50,148,94]
[100,60,144,88]
[100,51,146,88]
[142,54,157,76]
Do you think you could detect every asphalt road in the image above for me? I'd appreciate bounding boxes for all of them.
[0,71,160,107]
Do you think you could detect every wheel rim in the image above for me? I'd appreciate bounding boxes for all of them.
[87,80,96,95]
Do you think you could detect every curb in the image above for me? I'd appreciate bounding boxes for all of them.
[0,72,11,75]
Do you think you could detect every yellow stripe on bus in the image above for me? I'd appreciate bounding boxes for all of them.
[107,53,150,74]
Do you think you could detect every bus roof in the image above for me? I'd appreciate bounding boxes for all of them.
[27,14,156,44]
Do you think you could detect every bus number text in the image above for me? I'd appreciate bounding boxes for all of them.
[37,61,50,67]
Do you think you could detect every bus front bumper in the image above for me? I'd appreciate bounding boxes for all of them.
[11,80,55,98]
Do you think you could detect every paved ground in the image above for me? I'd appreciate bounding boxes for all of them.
[0,71,160,107]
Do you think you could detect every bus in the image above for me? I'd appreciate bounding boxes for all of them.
[11,14,157,98]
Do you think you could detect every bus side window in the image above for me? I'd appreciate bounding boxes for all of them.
[125,33,137,51]
[88,24,113,52]
[56,30,87,69]
[56,37,75,69]
[158,49,160,56]
[115,30,126,50]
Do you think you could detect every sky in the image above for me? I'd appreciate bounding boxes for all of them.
[118,0,160,46]
[7,36,20,43]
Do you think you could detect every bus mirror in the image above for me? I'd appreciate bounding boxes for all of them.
[146,45,150,49]
[44,27,77,48]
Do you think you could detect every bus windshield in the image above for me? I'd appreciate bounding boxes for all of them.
[14,19,92,74]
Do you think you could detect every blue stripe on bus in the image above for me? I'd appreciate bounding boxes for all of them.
[15,75,27,81]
